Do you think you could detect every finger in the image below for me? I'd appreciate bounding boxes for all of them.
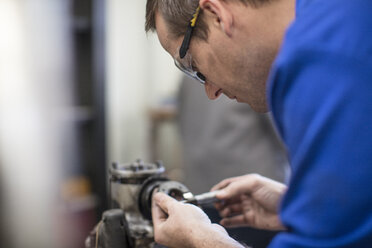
[211,175,248,192]
[216,183,246,200]
[220,213,256,228]
[223,196,242,205]
[211,178,233,192]
[216,175,260,200]
[152,193,168,227]
[214,201,224,210]
[220,214,247,228]
[215,183,240,200]
[215,195,241,211]
[241,194,254,208]
[153,192,177,214]
[152,199,167,226]
[220,203,243,217]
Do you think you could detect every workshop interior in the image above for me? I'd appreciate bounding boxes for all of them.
[0,1,289,248]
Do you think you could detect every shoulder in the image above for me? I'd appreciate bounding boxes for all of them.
[268,0,372,137]
[286,0,372,60]
[266,2,372,245]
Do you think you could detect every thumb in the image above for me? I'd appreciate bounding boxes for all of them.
[211,223,228,235]
[153,192,177,214]
[152,192,177,228]
[216,181,249,200]
[215,183,238,200]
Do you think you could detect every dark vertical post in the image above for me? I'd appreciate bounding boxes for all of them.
[92,0,108,216]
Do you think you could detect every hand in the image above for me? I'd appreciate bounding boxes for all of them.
[152,192,243,248]
[211,174,287,231]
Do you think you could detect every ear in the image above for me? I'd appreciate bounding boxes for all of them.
[199,0,234,37]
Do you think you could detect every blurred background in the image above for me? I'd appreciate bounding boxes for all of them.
[0,1,288,248]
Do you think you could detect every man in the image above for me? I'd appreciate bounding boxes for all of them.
[177,75,289,247]
[146,0,372,247]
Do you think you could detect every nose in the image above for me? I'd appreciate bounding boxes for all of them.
[204,81,221,100]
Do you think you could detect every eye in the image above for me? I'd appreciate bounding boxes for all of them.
[191,62,198,72]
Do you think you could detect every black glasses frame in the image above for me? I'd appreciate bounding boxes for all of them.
[179,7,201,59]
[178,7,206,83]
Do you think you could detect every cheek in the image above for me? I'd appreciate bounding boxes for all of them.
[201,51,222,78]
[205,51,233,85]
[195,45,233,87]
[206,50,217,67]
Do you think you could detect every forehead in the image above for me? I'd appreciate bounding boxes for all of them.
[155,11,183,58]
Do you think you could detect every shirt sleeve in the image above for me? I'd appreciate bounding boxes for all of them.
[269,48,372,247]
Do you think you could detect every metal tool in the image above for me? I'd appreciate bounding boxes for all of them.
[181,190,222,206]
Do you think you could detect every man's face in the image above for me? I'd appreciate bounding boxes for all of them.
[155,4,280,113]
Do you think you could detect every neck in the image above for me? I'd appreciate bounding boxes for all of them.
[237,0,296,51]
[264,0,296,46]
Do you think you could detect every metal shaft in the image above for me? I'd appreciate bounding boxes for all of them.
[181,190,221,206]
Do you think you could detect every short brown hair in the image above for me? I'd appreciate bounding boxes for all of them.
[145,0,273,40]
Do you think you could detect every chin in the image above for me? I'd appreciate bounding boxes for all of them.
[255,107,270,113]
[252,104,269,113]
[245,100,269,113]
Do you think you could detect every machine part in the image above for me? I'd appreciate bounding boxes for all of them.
[110,160,165,184]
[110,160,165,214]
[138,176,168,221]
[86,160,199,248]
[85,209,131,248]
[158,181,193,201]
[108,160,167,247]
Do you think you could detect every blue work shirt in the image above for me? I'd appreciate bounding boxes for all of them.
[268,0,372,247]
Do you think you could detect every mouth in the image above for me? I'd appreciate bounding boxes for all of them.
[225,93,237,100]
[214,89,238,101]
